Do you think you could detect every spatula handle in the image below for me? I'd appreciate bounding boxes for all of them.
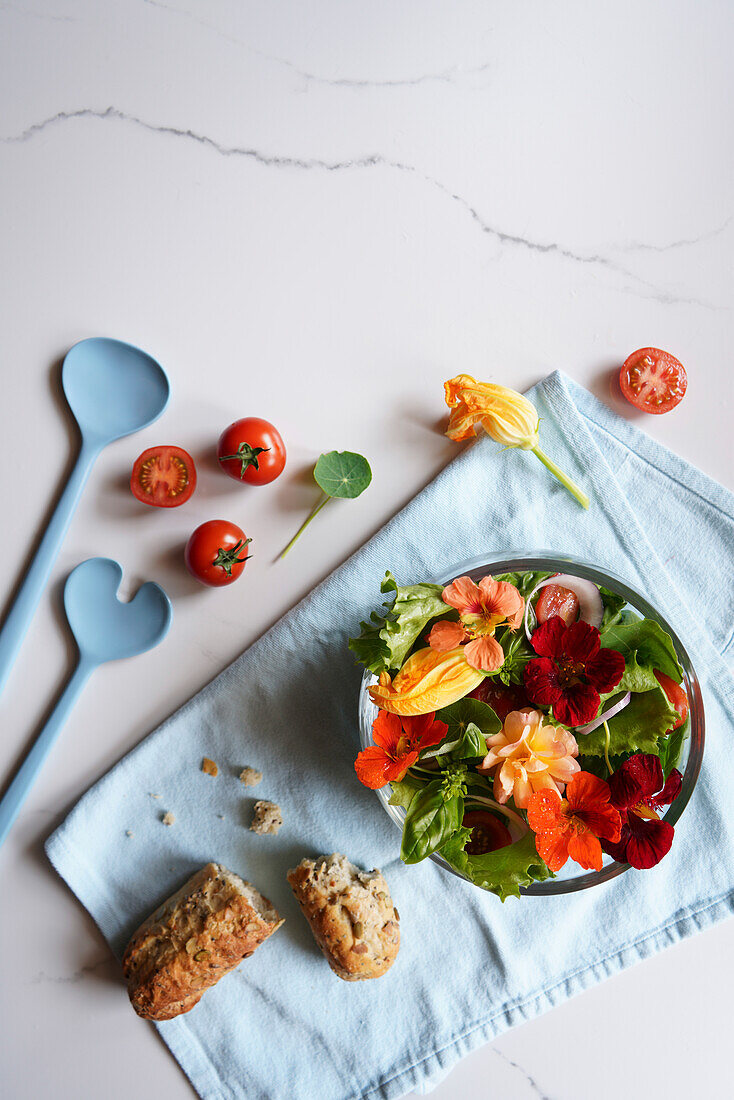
[0,658,94,850]
[0,442,98,699]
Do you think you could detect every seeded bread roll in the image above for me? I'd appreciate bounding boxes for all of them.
[287,853,399,981]
[122,862,283,1020]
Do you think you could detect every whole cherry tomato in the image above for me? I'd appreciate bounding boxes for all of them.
[619,348,687,414]
[130,445,197,507]
[217,417,286,485]
[184,520,251,587]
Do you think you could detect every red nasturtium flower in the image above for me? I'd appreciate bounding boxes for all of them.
[527,772,622,872]
[523,616,625,726]
[602,754,682,869]
[354,710,448,790]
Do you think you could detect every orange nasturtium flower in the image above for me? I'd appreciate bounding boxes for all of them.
[368,646,484,716]
[443,374,589,509]
[427,574,524,672]
[478,709,580,809]
[526,771,622,872]
[355,711,448,789]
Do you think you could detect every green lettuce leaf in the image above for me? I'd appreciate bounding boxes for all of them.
[440,829,552,902]
[599,585,627,630]
[616,650,661,694]
[387,773,425,810]
[494,570,552,599]
[600,618,683,683]
[579,683,679,756]
[348,571,448,674]
[658,714,690,778]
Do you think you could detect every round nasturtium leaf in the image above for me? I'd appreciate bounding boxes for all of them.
[313,450,372,499]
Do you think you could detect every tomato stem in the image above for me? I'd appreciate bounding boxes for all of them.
[531,446,590,509]
[213,538,252,576]
[219,443,269,478]
[279,493,331,559]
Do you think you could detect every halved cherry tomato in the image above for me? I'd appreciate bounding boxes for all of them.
[131,445,197,507]
[185,520,251,587]
[654,669,689,730]
[217,417,286,486]
[462,810,512,855]
[619,348,687,414]
[535,584,580,626]
[468,681,528,721]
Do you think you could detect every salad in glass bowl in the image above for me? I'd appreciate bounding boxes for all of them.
[351,554,703,900]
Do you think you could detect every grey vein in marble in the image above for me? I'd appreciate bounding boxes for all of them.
[142,0,492,89]
[1,105,721,308]
[493,1047,556,1100]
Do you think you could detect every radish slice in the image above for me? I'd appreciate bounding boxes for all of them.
[524,573,604,642]
[575,691,632,735]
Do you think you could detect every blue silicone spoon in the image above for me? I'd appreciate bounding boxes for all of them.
[0,338,169,698]
[0,558,172,849]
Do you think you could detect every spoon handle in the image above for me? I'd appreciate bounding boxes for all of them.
[0,657,94,850]
[0,442,98,699]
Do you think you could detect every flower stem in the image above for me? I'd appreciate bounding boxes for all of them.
[531,446,590,509]
[279,493,331,559]
[603,720,613,777]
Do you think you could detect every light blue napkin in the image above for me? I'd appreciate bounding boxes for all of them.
[46,372,734,1100]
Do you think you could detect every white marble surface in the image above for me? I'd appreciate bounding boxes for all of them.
[1,2,733,1098]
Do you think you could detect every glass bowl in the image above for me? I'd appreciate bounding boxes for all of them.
[358,552,705,896]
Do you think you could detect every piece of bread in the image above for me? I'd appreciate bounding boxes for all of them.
[287,853,399,981]
[122,862,283,1020]
[250,800,282,835]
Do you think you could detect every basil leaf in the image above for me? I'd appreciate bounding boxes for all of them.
[441,829,552,901]
[600,618,683,683]
[400,782,463,864]
[421,720,488,763]
[349,571,449,675]
[313,450,372,499]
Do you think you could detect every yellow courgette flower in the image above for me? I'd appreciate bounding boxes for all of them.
[445,375,540,449]
[368,646,485,717]
[444,374,589,509]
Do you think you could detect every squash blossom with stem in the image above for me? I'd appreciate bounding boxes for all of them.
[443,375,590,509]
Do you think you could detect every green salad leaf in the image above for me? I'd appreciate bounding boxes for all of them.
[400,779,463,864]
[313,451,372,498]
[280,450,372,558]
[348,571,448,674]
[600,618,683,683]
[599,586,627,630]
[491,628,534,686]
[494,570,552,599]
[387,773,424,810]
[615,650,661,694]
[658,714,689,778]
[579,683,679,756]
[441,829,552,901]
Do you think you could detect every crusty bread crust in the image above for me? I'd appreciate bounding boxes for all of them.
[287,853,399,981]
[122,863,283,1020]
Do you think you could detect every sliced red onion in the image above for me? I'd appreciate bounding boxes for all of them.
[524,572,604,642]
[575,691,632,734]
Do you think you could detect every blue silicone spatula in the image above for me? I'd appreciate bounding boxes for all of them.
[0,558,172,849]
[0,338,169,698]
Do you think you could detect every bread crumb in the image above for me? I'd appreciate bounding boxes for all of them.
[201,757,219,777]
[162,812,175,826]
[217,814,225,820]
[250,800,282,836]
[149,793,161,799]
[125,830,134,838]
[239,766,262,787]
